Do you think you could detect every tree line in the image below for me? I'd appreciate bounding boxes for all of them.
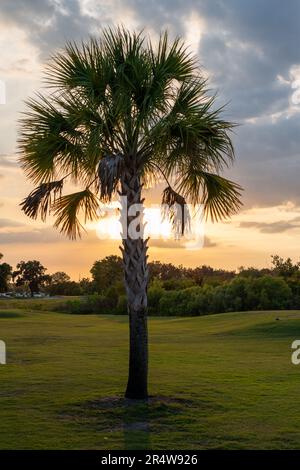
[1,253,300,316]
[0,253,235,297]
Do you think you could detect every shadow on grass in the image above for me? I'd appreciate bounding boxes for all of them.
[0,311,24,319]
[123,399,151,450]
[59,396,196,450]
[224,318,300,339]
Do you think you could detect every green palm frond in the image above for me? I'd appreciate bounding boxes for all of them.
[45,40,112,101]
[147,81,235,175]
[53,189,99,239]
[19,94,86,184]
[178,171,242,222]
[20,180,64,221]
[152,33,195,83]
[201,173,242,222]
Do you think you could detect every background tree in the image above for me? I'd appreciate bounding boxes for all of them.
[19,28,242,399]
[90,256,123,293]
[271,255,300,279]
[0,253,12,293]
[148,261,187,281]
[13,260,49,297]
[79,277,94,295]
[51,271,71,284]
[47,271,80,296]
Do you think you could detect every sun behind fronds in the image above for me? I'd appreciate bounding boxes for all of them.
[18,27,242,239]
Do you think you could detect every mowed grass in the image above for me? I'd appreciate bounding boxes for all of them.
[1,301,300,449]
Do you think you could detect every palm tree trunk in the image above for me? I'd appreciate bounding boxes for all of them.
[121,168,149,400]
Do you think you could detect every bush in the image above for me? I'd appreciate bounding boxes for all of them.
[158,288,202,316]
[246,276,292,310]
[54,293,119,315]
[286,278,300,309]
[116,295,127,315]
[48,281,82,296]
[148,282,165,315]
[153,275,293,317]
[55,299,91,314]
[162,278,196,291]
[51,274,295,317]
[186,285,215,315]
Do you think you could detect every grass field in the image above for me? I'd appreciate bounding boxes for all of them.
[1,300,300,449]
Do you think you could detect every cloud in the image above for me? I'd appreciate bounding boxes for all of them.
[232,112,300,206]
[1,0,300,211]
[0,225,113,244]
[0,155,19,168]
[0,0,109,60]
[204,236,217,248]
[239,216,300,234]
[0,227,63,244]
[149,235,217,249]
[0,218,24,228]
[124,0,300,118]
[122,1,300,207]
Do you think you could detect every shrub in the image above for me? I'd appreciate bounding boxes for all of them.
[286,278,300,309]
[158,288,201,316]
[162,278,196,291]
[51,273,294,317]
[148,282,165,315]
[116,295,127,315]
[247,276,292,310]
[54,293,119,315]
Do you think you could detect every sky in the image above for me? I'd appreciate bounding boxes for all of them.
[0,0,300,279]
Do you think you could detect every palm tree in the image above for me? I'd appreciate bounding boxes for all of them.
[19,28,242,399]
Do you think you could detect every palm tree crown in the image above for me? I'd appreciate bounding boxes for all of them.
[19,27,242,236]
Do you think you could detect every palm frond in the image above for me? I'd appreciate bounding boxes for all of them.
[18,93,86,184]
[147,81,235,175]
[45,39,113,103]
[98,153,124,201]
[152,32,195,83]
[20,180,63,221]
[162,186,190,236]
[178,172,242,222]
[53,189,99,239]
[201,173,242,222]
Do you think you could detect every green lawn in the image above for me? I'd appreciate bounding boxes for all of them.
[1,302,300,449]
